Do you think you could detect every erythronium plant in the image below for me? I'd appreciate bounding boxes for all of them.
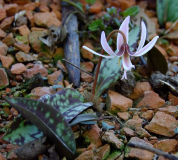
[83,16,159,94]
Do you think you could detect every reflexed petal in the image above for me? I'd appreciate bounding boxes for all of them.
[121,70,127,79]
[82,46,114,58]
[116,44,125,57]
[101,31,116,56]
[133,36,159,57]
[122,52,135,71]
[137,21,146,51]
[117,16,130,50]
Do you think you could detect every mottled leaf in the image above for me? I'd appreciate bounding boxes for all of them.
[39,88,92,122]
[121,6,140,17]
[4,97,76,160]
[147,46,168,74]
[69,113,98,126]
[3,115,43,145]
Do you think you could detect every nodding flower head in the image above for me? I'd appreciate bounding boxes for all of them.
[83,16,159,79]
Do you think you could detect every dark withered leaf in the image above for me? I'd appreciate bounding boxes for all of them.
[4,97,76,160]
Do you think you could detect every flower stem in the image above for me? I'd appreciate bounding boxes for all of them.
[92,30,126,95]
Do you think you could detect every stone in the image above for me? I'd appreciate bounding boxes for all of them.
[23,2,36,11]
[4,4,18,17]
[81,42,94,60]
[137,91,165,109]
[106,90,133,113]
[81,62,94,72]
[89,1,103,14]
[39,5,50,12]
[102,131,124,150]
[14,43,30,53]
[18,25,31,36]
[15,35,29,45]
[11,63,27,74]
[24,63,48,78]
[140,110,154,121]
[169,56,178,62]
[34,12,61,28]
[10,108,18,116]
[117,112,130,121]
[25,10,35,27]
[31,87,55,99]
[0,153,6,160]
[0,8,6,21]
[82,125,102,149]
[52,9,62,21]
[15,51,37,62]
[159,106,178,116]
[2,33,15,46]
[57,60,67,73]
[153,139,178,153]
[168,92,178,105]
[75,149,94,160]
[135,127,151,138]
[123,115,143,130]
[47,70,64,86]
[11,0,31,5]
[15,16,28,27]
[0,68,9,89]
[81,71,93,83]
[145,111,178,137]
[0,16,14,31]
[0,29,6,39]
[0,42,8,56]
[0,55,14,69]
[29,30,49,52]
[95,144,110,160]
[125,137,154,160]
[129,82,153,99]
[120,127,135,137]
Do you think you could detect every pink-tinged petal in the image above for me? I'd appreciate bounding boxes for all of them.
[101,31,116,56]
[121,70,127,79]
[117,16,130,50]
[137,21,146,51]
[133,36,159,57]
[82,46,114,58]
[122,52,135,71]
[116,44,125,57]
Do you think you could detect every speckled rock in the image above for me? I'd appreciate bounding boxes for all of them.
[15,51,37,62]
[11,63,27,74]
[145,111,178,137]
[140,110,154,121]
[117,112,130,121]
[0,68,9,89]
[0,55,14,69]
[135,127,151,138]
[159,106,178,116]
[47,70,64,86]
[0,16,14,30]
[0,42,8,56]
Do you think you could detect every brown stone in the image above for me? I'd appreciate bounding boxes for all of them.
[34,12,61,28]
[145,10,156,18]
[0,68,9,89]
[82,125,102,149]
[57,60,67,73]
[140,110,154,121]
[15,35,29,45]
[81,71,93,83]
[89,1,103,14]
[23,2,36,11]
[117,112,130,121]
[145,111,178,137]
[106,90,133,113]
[81,42,94,60]
[25,10,35,27]
[24,64,48,78]
[0,8,6,21]
[75,149,94,160]
[4,4,18,17]
[121,127,135,137]
[0,55,14,69]
[0,42,8,56]
[81,62,94,72]
[137,91,165,109]
[52,9,62,21]
[39,5,50,12]
[129,82,153,99]
[50,3,61,11]
[124,115,143,130]
[2,33,14,46]
[168,92,178,105]
[47,70,64,86]
[14,43,30,53]
[0,153,6,160]
[18,25,31,36]
[135,127,151,138]
[159,106,178,116]
[95,144,110,160]
[0,16,14,31]
[11,0,31,5]
[11,63,27,74]
[0,29,6,39]
[31,87,56,99]
[10,108,18,116]
[15,51,37,62]
[125,137,154,160]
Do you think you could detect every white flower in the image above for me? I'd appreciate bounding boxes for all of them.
[83,16,159,79]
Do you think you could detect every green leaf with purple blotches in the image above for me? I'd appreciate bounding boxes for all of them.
[3,97,76,160]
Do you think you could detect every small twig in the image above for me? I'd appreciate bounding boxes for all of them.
[127,142,178,160]
[62,59,93,76]
[164,19,178,35]
[105,111,123,127]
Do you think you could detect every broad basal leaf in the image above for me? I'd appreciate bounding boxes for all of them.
[39,88,92,122]
[4,97,76,160]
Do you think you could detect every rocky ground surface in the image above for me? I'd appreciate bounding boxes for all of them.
[0,0,178,160]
